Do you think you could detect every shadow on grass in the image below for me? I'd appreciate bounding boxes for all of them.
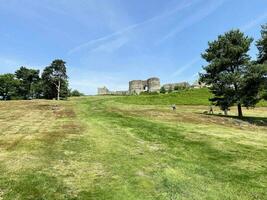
[204,113,267,126]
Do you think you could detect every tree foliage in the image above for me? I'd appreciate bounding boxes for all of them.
[160,87,166,94]
[200,29,263,117]
[70,89,84,97]
[15,67,40,99]
[0,59,74,101]
[256,24,267,100]
[42,59,68,100]
[256,24,267,64]
[0,74,19,100]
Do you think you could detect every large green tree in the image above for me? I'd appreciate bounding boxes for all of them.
[0,74,19,100]
[200,29,263,117]
[15,67,40,99]
[256,24,267,100]
[256,24,267,64]
[42,59,68,100]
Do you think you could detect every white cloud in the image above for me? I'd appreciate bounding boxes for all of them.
[241,11,267,31]
[91,37,129,53]
[171,57,200,77]
[158,0,226,44]
[67,0,196,55]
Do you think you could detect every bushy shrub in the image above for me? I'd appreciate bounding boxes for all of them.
[160,87,166,94]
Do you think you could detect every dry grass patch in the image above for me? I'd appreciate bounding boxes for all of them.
[1,97,267,199]
[0,100,84,179]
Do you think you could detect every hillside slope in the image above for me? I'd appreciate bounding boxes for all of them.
[115,88,267,106]
[116,88,212,105]
[0,98,266,199]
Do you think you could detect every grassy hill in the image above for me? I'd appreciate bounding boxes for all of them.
[116,88,212,105]
[0,97,266,199]
[116,88,267,106]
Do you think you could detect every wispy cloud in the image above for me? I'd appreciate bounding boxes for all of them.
[91,37,129,53]
[0,1,72,41]
[241,11,267,31]
[68,0,196,55]
[158,0,226,44]
[171,57,200,77]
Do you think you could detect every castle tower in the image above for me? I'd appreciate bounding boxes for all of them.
[147,77,160,92]
[129,80,144,94]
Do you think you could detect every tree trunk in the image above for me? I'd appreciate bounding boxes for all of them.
[4,91,7,101]
[224,109,228,116]
[57,80,61,101]
[237,103,243,118]
[29,83,32,99]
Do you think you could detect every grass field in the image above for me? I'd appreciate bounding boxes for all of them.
[0,93,267,199]
[115,88,267,107]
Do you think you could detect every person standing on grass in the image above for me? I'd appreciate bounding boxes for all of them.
[209,105,214,114]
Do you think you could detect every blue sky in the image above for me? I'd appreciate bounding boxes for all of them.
[1,0,267,94]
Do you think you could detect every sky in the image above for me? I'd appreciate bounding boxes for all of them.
[1,0,267,94]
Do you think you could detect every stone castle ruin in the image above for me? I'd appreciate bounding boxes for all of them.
[129,77,160,94]
[98,77,204,95]
[97,87,128,95]
[162,82,190,91]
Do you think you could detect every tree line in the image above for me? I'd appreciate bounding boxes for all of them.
[200,24,267,117]
[0,59,83,100]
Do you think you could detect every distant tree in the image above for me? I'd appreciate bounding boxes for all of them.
[262,64,267,100]
[256,24,267,100]
[41,59,68,100]
[70,89,84,97]
[168,88,173,93]
[15,67,40,99]
[160,86,166,94]
[0,74,19,100]
[241,63,266,107]
[41,69,56,99]
[262,79,267,100]
[200,29,260,117]
[32,81,44,99]
[256,24,267,64]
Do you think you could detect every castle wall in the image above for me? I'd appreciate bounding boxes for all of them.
[98,87,128,95]
[129,77,160,94]
[98,77,196,96]
[147,77,160,92]
[129,80,145,94]
[163,82,190,91]
[98,87,109,95]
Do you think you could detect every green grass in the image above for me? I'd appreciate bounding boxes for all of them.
[115,88,267,106]
[257,100,267,107]
[0,96,266,199]
[116,88,212,105]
